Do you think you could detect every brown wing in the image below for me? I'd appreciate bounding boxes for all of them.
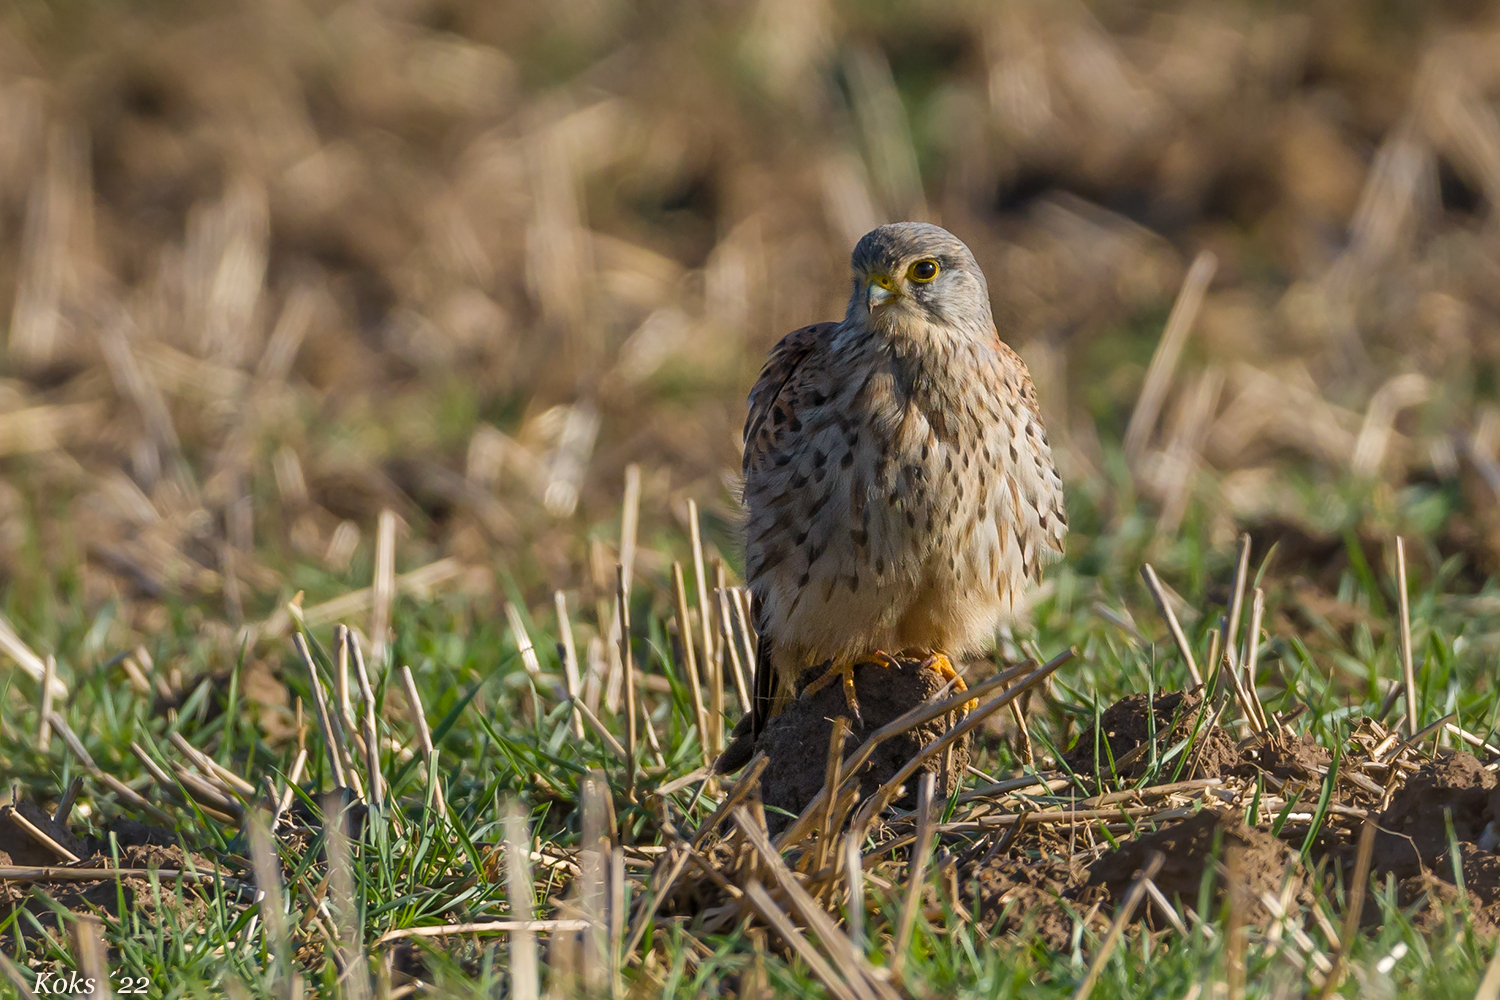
[997,339,1068,564]
[743,322,839,478]
[742,322,837,733]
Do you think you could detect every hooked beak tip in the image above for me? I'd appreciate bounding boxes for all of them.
[866,279,895,311]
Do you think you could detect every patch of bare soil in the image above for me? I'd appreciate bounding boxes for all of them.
[1063,690,1239,781]
[1385,843,1500,935]
[0,802,89,867]
[696,682,1500,957]
[971,852,1108,950]
[16,847,217,930]
[727,655,971,835]
[963,693,1500,943]
[1090,808,1308,926]
[962,809,1311,944]
[1360,751,1500,929]
[1373,752,1496,877]
[0,814,220,933]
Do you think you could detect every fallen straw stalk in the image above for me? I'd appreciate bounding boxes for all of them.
[129,742,238,824]
[649,765,710,799]
[0,865,253,890]
[171,764,246,819]
[734,807,898,1000]
[0,609,66,699]
[374,920,592,946]
[169,731,257,797]
[744,880,862,1000]
[570,696,628,760]
[1144,879,1190,937]
[940,803,1200,833]
[1445,722,1500,758]
[689,753,769,849]
[623,846,692,961]
[956,773,1072,804]
[892,772,938,980]
[941,780,1223,834]
[960,773,1218,815]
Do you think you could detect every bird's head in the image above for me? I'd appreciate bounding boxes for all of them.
[847,222,993,341]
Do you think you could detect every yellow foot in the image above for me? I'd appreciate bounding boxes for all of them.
[800,650,901,722]
[916,651,977,713]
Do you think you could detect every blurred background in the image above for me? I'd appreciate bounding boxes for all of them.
[2,0,1500,678]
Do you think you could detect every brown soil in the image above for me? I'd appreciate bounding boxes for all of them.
[0,802,90,867]
[0,816,219,933]
[1234,732,1333,784]
[1063,690,1239,781]
[1373,753,1500,879]
[0,845,217,941]
[702,686,1500,949]
[1390,844,1500,934]
[971,852,1108,950]
[731,655,972,835]
[1090,808,1308,926]
[965,700,1500,941]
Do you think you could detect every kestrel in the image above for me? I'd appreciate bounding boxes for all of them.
[739,222,1067,737]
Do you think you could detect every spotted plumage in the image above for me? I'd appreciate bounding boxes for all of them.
[741,222,1067,734]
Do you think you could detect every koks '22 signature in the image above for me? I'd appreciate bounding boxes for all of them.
[34,971,151,994]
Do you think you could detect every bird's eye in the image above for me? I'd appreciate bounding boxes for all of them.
[908,259,939,282]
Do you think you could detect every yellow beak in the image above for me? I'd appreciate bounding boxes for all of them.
[867,273,896,310]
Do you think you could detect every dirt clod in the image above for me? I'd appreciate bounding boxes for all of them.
[1090,807,1306,927]
[0,801,89,867]
[1064,690,1238,781]
[1391,844,1500,934]
[1373,752,1498,878]
[1237,732,1332,783]
[747,656,971,834]
[971,853,1107,950]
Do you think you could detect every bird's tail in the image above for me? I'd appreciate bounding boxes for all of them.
[751,631,780,736]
